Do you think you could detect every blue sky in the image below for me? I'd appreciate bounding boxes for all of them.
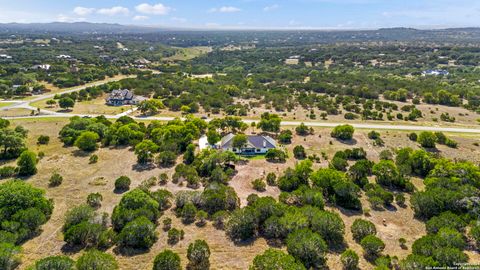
[1,0,479,29]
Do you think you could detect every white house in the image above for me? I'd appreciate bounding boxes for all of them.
[199,133,276,155]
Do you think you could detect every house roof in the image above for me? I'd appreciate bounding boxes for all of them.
[219,133,276,149]
[107,89,134,101]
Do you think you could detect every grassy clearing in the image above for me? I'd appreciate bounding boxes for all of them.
[163,46,212,61]
[0,102,15,108]
[32,94,128,115]
[0,108,34,117]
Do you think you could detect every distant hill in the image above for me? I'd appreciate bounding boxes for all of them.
[0,22,479,45]
[0,22,162,34]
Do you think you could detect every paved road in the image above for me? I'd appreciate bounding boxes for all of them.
[2,75,480,134]
[4,113,480,134]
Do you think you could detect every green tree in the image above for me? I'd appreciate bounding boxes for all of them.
[184,143,196,165]
[258,113,281,133]
[59,97,75,110]
[232,134,248,149]
[117,216,157,249]
[17,150,37,176]
[417,131,437,148]
[187,240,210,270]
[114,176,131,192]
[295,123,310,136]
[331,125,354,140]
[0,243,21,270]
[340,249,359,270]
[153,250,181,270]
[286,228,327,268]
[74,131,99,152]
[293,145,306,159]
[135,140,159,164]
[34,255,75,270]
[76,249,118,270]
[351,219,377,242]
[250,248,306,270]
[360,235,385,258]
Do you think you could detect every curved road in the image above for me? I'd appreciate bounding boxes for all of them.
[2,77,480,134]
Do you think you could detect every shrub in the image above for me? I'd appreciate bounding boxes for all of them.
[0,243,21,270]
[286,228,327,268]
[162,217,172,231]
[76,249,118,270]
[329,156,348,171]
[116,216,157,249]
[265,149,287,163]
[157,151,177,168]
[159,173,169,185]
[351,219,377,242]
[293,145,307,159]
[0,180,53,244]
[360,235,385,258]
[34,255,75,270]
[167,228,184,245]
[226,208,257,242]
[49,173,63,187]
[408,132,418,141]
[425,211,466,234]
[74,131,99,151]
[0,166,16,178]
[368,131,380,140]
[212,210,229,229]
[395,193,406,206]
[150,189,173,211]
[252,178,266,192]
[196,210,208,227]
[37,135,50,145]
[470,224,480,246]
[114,176,131,192]
[266,172,276,186]
[310,210,345,247]
[341,249,359,270]
[295,123,310,136]
[17,150,37,176]
[445,139,458,148]
[182,202,197,224]
[331,124,354,140]
[250,248,306,270]
[153,250,181,270]
[278,130,293,144]
[111,189,160,232]
[89,154,98,164]
[417,131,437,148]
[86,193,103,208]
[187,240,210,270]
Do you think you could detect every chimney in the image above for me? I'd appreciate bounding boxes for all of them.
[263,139,266,148]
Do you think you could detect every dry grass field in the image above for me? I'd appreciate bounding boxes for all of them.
[32,94,128,115]
[4,118,480,269]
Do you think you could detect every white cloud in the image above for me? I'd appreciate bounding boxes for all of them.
[133,15,149,21]
[205,22,220,27]
[57,14,85,23]
[209,6,241,13]
[171,17,187,23]
[73,7,95,16]
[263,4,279,12]
[97,6,129,16]
[135,3,171,15]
